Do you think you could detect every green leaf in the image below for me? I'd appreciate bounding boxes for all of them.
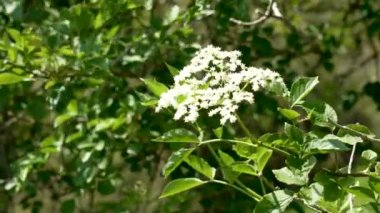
[278,108,300,120]
[184,155,216,179]
[369,176,380,193]
[307,134,350,153]
[54,113,75,128]
[7,28,21,44]
[141,78,168,97]
[60,199,75,213]
[254,147,273,174]
[273,167,308,185]
[163,148,195,178]
[338,123,376,139]
[165,63,180,76]
[0,73,28,85]
[345,186,375,206]
[284,123,304,143]
[362,150,377,162]
[160,178,206,198]
[254,190,294,213]
[302,101,337,129]
[231,162,258,176]
[153,129,199,143]
[218,149,240,183]
[213,127,223,139]
[290,77,319,107]
[273,156,316,186]
[233,143,272,173]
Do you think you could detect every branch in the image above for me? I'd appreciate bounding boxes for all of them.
[324,170,370,178]
[230,0,276,26]
[330,121,380,143]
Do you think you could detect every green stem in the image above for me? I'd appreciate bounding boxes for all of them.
[200,139,291,157]
[211,180,260,201]
[236,180,263,201]
[236,114,256,141]
[206,143,262,202]
[206,143,223,166]
[259,176,266,194]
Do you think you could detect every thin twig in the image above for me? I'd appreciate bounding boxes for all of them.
[348,143,357,211]
[230,0,275,26]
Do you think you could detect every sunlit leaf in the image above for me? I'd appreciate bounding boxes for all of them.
[153,129,199,143]
[160,178,206,198]
[163,148,195,178]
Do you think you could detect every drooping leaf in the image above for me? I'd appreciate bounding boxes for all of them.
[153,129,199,143]
[290,77,319,107]
[163,148,195,178]
[184,155,216,179]
[141,78,168,97]
[254,190,294,213]
[160,178,206,198]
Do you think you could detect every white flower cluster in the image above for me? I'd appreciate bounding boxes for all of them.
[156,45,288,125]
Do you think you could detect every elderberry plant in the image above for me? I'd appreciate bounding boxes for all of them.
[143,46,380,212]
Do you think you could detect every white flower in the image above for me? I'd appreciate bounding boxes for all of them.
[156,45,288,125]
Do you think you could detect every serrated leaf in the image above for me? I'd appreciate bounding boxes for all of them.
[141,78,168,97]
[163,148,195,178]
[279,108,300,120]
[165,63,180,76]
[231,162,258,176]
[153,129,199,143]
[254,190,294,213]
[160,178,206,198]
[184,155,216,179]
[290,77,319,107]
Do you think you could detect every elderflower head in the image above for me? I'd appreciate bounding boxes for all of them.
[156,45,288,125]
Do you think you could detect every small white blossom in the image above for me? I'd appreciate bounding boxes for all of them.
[156,45,288,125]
